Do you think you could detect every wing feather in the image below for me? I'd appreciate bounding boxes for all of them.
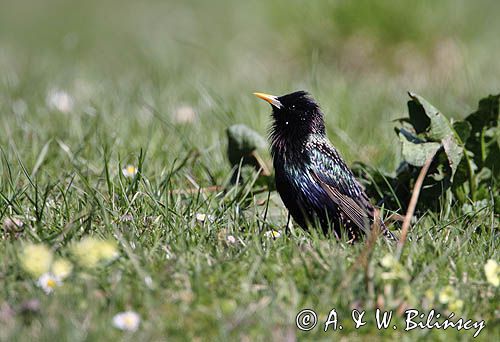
[308,139,373,235]
[310,169,372,235]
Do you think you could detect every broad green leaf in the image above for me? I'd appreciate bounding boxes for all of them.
[407,92,464,178]
[408,92,454,141]
[226,124,267,166]
[398,132,441,167]
[442,135,463,174]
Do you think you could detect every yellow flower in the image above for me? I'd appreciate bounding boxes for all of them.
[21,244,53,278]
[72,237,119,268]
[121,165,138,178]
[37,273,62,294]
[425,289,435,301]
[52,258,73,280]
[98,240,120,261]
[448,299,464,312]
[379,254,409,281]
[112,311,141,332]
[438,286,457,304]
[484,259,499,287]
[380,254,397,268]
[72,238,100,267]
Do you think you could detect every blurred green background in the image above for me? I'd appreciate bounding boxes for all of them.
[1,0,499,171]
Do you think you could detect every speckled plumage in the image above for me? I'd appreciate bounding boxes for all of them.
[259,90,395,241]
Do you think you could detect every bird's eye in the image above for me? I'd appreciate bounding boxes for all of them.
[285,121,289,125]
[291,105,296,109]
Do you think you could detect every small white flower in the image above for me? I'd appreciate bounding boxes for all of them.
[121,165,138,178]
[37,273,62,294]
[226,235,236,244]
[264,230,282,239]
[47,89,74,113]
[112,311,141,332]
[173,105,196,124]
[484,259,499,287]
[144,276,153,288]
[195,213,214,223]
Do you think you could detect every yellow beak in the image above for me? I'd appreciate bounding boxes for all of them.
[253,92,283,109]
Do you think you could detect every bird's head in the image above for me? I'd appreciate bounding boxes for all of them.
[254,91,325,145]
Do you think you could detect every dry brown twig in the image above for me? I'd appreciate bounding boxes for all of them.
[396,150,437,258]
[250,151,271,176]
[169,185,222,195]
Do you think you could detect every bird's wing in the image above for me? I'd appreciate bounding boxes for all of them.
[308,139,373,235]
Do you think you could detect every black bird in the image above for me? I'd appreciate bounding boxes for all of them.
[254,91,396,241]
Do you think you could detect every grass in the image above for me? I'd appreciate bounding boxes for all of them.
[0,0,499,340]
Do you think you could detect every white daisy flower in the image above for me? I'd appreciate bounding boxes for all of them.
[37,273,62,294]
[264,230,282,239]
[46,89,74,113]
[112,311,141,332]
[121,165,138,178]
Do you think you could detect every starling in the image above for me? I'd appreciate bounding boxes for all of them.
[254,91,396,241]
